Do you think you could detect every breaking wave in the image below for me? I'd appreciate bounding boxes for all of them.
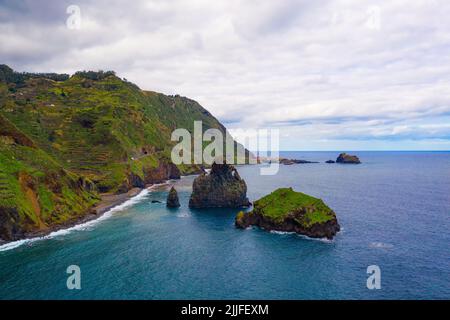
[0,188,154,252]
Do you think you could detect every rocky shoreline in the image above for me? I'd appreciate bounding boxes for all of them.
[0,161,248,246]
[0,188,144,246]
[0,181,176,246]
[1,65,239,245]
[0,163,344,247]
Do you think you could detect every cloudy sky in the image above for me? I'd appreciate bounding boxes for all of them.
[1,0,450,150]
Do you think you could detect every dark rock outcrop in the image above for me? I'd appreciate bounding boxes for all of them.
[117,172,145,194]
[144,161,181,185]
[0,207,24,241]
[235,188,340,240]
[279,158,318,165]
[189,162,250,208]
[129,172,145,188]
[115,161,181,194]
[166,186,180,208]
[236,211,340,239]
[325,160,335,163]
[336,153,361,164]
[168,163,181,179]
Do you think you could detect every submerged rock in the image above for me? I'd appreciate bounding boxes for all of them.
[235,188,340,239]
[189,162,250,208]
[336,153,361,164]
[166,186,180,208]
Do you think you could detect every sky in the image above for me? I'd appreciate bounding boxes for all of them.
[1,0,450,150]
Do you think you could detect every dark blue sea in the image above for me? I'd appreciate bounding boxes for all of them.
[0,151,449,299]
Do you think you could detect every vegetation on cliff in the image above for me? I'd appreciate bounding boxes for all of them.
[0,114,98,240]
[0,65,243,241]
[235,188,340,239]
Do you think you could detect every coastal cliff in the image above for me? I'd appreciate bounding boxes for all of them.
[235,188,340,239]
[0,65,245,241]
[189,162,250,208]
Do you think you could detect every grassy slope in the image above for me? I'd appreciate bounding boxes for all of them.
[0,67,243,240]
[1,73,229,189]
[252,187,334,227]
[0,113,99,237]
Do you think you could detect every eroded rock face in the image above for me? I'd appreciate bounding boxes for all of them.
[168,163,181,179]
[166,186,180,208]
[144,161,181,185]
[0,207,23,241]
[115,161,181,194]
[189,162,250,208]
[236,210,340,239]
[336,153,361,164]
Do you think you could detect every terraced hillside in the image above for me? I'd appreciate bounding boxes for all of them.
[0,65,246,241]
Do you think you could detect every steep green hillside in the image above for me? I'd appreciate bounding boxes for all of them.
[0,65,244,241]
[0,113,98,240]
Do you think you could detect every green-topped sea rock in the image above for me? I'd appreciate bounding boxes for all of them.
[235,187,340,239]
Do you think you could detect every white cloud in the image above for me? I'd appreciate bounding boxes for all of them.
[1,0,450,150]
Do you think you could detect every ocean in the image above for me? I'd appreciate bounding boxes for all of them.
[0,151,449,299]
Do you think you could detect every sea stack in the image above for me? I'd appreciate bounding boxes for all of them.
[166,187,180,208]
[189,162,250,208]
[336,153,361,164]
[235,188,340,239]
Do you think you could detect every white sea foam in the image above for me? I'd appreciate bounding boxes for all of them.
[148,181,170,190]
[269,229,334,243]
[296,233,334,243]
[0,188,152,252]
[270,230,295,235]
[369,242,394,249]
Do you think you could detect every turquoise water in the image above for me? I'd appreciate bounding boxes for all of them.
[0,151,449,299]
